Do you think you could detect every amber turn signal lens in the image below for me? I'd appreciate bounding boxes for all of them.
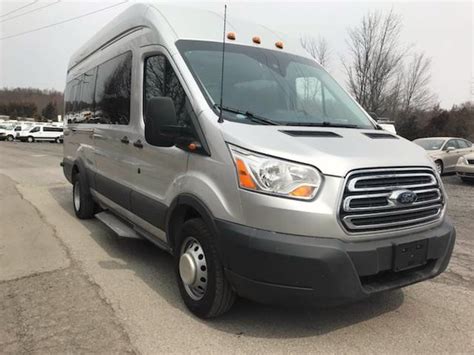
[227,32,236,40]
[188,143,197,151]
[252,36,261,44]
[275,41,284,49]
[289,185,315,198]
[235,158,257,189]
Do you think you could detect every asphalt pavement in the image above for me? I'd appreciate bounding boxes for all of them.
[0,141,473,354]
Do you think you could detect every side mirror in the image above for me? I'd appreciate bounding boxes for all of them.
[145,97,180,147]
[446,146,455,153]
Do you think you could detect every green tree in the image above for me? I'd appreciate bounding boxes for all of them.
[41,101,58,120]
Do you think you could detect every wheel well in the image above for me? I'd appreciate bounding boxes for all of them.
[72,165,79,181]
[167,204,203,252]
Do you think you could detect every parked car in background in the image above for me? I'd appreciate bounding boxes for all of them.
[0,124,16,141]
[456,153,474,183]
[413,137,473,174]
[18,125,64,143]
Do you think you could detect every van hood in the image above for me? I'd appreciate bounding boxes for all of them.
[221,122,433,177]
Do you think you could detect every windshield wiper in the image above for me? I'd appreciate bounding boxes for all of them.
[214,104,279,125]
[284,121,361,129]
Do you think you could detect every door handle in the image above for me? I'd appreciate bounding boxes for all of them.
[121,136,129,144]
[133,139,143,148]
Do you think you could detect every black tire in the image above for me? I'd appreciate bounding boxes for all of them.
[175,218,236,318]
[6,135,14,142]
[55,137,61,143]
[27,136,34,143]
[72,171,95,219]
[435,160,443,175]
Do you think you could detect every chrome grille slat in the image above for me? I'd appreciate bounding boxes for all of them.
[340,168,444,233]
[343,188,441,212]
[348,173,437,192]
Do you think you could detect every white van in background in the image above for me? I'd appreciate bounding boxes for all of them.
[19,125,63,143]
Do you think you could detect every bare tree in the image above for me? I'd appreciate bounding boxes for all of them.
[343,10,404,114]
[401,52,436,113]
[300,34,331,68]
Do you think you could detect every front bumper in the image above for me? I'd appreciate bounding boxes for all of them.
[456,164,474,179]
[215,219,455,306]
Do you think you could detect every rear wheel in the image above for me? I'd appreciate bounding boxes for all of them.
[435,160,443,175]
[72,171,95,219]
[55,137,61,144]
[176,218,236,318]
[27,136,34,143]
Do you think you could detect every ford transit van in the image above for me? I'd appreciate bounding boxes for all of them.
[62,3,455,318]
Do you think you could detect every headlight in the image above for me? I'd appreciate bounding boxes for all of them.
[228,144,322,200]
[457,156,468,165]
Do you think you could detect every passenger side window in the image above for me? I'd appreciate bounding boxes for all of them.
[95,52,132,125]
[30,127,40,133]
[76,68,97,123]
[444,140,458,150]
[144,55,194,131]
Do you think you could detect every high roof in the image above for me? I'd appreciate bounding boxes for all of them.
[68,2,311,70]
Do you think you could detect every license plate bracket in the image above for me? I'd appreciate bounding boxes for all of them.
[393,239,428,272]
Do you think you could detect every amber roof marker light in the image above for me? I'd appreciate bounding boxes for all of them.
[227,32,236,40]
[252,36,261,44]
[275,41,284,49]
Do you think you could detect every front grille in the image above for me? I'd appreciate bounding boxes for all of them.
[340,168,444,233]
[468,159,474,165]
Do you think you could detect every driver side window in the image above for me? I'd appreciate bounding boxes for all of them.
[444,140,458,150]
[144,55,194,130]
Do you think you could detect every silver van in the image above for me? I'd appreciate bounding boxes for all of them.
[62,3,455,318]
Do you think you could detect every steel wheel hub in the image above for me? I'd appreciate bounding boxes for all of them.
[179,237,208,301]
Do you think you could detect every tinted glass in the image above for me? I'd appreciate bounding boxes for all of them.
[414,138,445,151]
[30,127,40,133]
[95,52,132,125]
[444,139,459,150]
[44,127,63,132]
[177,40,374,128]
[456,139,469,149]
[144,55,194,129]
[75,68,97,123]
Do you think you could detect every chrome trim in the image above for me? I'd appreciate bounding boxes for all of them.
[348,172,437,192]
[343,188,441,212]
[343,206,443,230]
[339,167,444,234]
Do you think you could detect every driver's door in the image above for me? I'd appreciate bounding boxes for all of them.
[126,48,192,239]
[442,139,461,171]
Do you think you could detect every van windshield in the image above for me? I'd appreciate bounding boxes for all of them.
[177,40,374,128]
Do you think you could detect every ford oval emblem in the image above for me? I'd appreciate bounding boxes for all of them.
[389,190,418,205]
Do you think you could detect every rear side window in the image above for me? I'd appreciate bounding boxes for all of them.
[43,127,63,132]
[76,68,97,123]
[456,139,469,149]
[95,52,132,125]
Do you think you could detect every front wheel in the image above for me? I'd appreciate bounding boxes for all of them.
[27,136,34,143]
[176,218,236,318]
[6,135,14,142]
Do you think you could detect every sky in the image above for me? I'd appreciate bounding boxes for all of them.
[0,0,472,109]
